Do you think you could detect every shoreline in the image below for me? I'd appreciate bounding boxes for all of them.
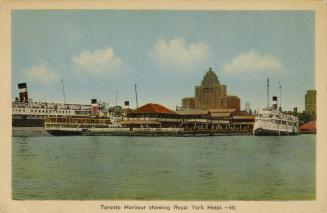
[12,127,315,137]
[12,127,253,137]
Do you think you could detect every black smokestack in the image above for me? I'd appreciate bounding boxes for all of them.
[272,96,278,110]
[91,99,98,115]
[124,101,129,107]
[18,83,28,102]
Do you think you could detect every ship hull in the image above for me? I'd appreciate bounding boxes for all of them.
[253,127,299,136]
[12,116,44,127]
[46,129,83,136]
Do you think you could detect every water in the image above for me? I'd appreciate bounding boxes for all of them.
[12,135,315,200]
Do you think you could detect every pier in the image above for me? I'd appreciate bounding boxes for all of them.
[41,102,255,136]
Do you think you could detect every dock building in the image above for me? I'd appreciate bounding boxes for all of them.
[182,68,240,111]
[44,102,255,135]
[177,109,254,132]
[121,103,181,128]
[122,103,254,132]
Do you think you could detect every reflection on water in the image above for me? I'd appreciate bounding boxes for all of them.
[12,135,315,200]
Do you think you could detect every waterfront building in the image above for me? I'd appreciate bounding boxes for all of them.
[177,110,210,131]
[121,103,181,128]
[210,109,254,131]
[300,121,316,134]
[176,108,255,132]
[123,102,254,132]
[182,67,240,111]
[305,90,316,114]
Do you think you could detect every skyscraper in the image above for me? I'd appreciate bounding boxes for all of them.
[305,90,316,114]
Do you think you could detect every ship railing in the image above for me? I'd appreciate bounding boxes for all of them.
[45,124,113,130]
[132,127,184,132]
[182,119,209,123]
[44,115,112,128]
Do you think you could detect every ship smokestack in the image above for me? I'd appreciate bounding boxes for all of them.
[91,99,98,115]
[18,83,28,102]
[124,101,129,109]
[272,96,278,110]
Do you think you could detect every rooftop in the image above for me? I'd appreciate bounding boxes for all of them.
[201,67,220,86]
[300,121,316,131]
[131,103,176,114]
[176,110,209,116]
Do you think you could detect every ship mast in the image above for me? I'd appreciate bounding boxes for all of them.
[61,76,66,104]
[115,88,117,106]
[135,84,139,108]
[267,78,270,107]
[279,80,282,111]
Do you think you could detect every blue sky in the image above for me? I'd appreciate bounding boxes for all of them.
[12,10,314,111]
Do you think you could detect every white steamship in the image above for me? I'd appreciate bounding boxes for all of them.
[253,96,299,136]
[12,83,106,127]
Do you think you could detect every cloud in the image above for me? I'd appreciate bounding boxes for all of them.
[149,38,209,72]
[24,64,58,84]
[72,48,122,74]
[223,51,282,73]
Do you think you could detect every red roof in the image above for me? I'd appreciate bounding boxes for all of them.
[300,121,316,131]
[132,103,176,114]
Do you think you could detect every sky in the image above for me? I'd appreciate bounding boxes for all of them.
[12,10,314,111]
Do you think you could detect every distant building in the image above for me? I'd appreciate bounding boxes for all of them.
[244,102,251,114]
[182,67,240,111]
[182,97,195,109]
[305,90,316,114]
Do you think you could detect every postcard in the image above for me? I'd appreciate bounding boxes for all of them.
[0,0,326,212]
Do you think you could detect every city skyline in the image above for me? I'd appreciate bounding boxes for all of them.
[12,10,314,111]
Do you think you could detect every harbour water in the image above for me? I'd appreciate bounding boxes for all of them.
[12,135,315,200]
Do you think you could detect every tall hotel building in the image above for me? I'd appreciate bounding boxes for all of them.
[305,90,316,114]
[182,68,240,110]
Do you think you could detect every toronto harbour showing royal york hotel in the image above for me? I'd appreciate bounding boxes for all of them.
[12,67,316,135]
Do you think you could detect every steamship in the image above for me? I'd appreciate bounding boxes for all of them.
[12,83,106,127]
[253,96,299,136]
